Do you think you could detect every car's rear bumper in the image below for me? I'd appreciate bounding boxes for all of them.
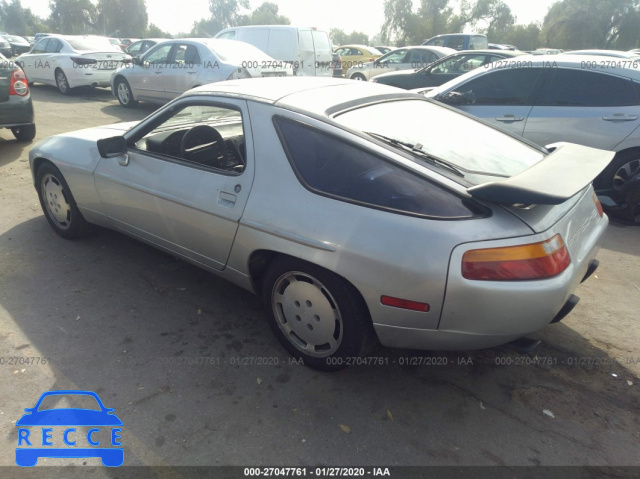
[0,94,34,128]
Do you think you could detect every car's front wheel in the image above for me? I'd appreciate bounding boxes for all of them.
[11,124,36,141]
[115,78,138,108]
[36,162,90,239]
[350,73,367,81]
[55,68,71,95]
[262,257,377,371]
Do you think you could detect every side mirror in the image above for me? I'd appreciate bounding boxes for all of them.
[438,91,468,106]
[132,57,141,66]
[97,136,127,158]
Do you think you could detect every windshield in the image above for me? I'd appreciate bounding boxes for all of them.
[66,36,122,52]
[334,99,544,184]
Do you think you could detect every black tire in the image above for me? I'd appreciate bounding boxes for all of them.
[596,150,640,191]
[262,257,378,371]
[36,162,90,239]
[115,78,138,108]
[55,68,72,95]
[350,73,367,81]
[11,124,36,141]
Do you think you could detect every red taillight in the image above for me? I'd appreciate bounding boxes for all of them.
[9,69,29,96]
[462,234,571,281]
[381,296,430,312]
[592,191,604,217]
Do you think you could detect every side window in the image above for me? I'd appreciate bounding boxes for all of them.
[127,42,142,55]
[426,38,444,47]
[452,68,544,105]
[448,35,466,50]
[46,39,62,53]
[275,118,478,218]
[133,104,246,173]
[144,44,173,64]
[31,39,49,53]
[537,69,639,107]
[172,44,201,64]
[381,48,408,63]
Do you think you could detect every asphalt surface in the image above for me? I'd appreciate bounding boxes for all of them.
[0,84,639,477]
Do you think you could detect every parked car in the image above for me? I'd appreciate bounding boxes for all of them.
[373,45,395,54]
[29,77,609,370]
[425,55,640,192]
[373,50,524,89]
[215,25,334,77]
[108,37,124,51]
[422,33,488,50]
[562,49,640,59]
[15,35,130,95]
[346,46,454,81]
[111,38,293,107]
[489,43,517,50]
[0,36,12,57]
[1,34,31,56]
[124,38,161,58]
[530,48,562,55]
[0,53,36,141]
[334,44,382,76]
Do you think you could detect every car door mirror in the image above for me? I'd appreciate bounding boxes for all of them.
[97,136,127,158]
[131,56,141,66]
[438,91,469,105]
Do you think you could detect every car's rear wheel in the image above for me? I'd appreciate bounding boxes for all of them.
[262,257,377,371]
[115,78,138,108]
[597,150,640,191]
[11,124,36,141]
[55,68,71,95]
[350,73,367,81]
[36,162,90,239]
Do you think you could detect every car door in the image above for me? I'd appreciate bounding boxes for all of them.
[437,67,545,137]
[162,43,201,100]
[20,38,49,82]
[93,98,255,271]
[523,68,640,150]
[132,42,173,101]
[405,49,436,71]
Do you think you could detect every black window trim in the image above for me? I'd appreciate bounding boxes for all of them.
[272,115,489,221]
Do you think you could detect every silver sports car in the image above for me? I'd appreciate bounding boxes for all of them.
[29,77,612,370]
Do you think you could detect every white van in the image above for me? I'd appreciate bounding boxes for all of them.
[214,26,334,77]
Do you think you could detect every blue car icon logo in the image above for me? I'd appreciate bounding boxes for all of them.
[16,390,123,467]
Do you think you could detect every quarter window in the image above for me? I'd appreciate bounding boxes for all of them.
[275,118,480,218]
[536,69,639,107]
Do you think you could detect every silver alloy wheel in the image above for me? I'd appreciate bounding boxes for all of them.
[117,81,130,105]
[613,159,640,190]
[56,70,68,93]
[351,73,366,81]
[271,271,343,357]
[41,173,71,230]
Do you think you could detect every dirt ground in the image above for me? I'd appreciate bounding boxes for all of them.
[0,84,639,477]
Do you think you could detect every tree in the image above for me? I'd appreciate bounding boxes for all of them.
[330,28,370,46]
[0,0,49,35]
[48,0,97,34]
[240,2,289,25]
[95,0,148,38]
[192,0,249,37]
[145,22,171,38]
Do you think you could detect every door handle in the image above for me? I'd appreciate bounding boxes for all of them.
[602,114,638,121]
[495,115,524,122]
[187,71,196,74]
[218,191,236,207]
[154,71,162,74]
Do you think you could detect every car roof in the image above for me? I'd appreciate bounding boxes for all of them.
[186,77,417,116]
[562,49,640,58]
[445,49,524,56]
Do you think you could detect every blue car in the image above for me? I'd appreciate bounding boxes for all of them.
[16,390,123,467]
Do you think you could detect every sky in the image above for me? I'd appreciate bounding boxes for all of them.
[18,0,558,37]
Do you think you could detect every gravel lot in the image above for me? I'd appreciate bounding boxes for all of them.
[1,84,639,477]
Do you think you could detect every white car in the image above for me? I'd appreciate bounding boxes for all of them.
[15,35,130,95]
[110,38,293,108]
[346,46,454,81]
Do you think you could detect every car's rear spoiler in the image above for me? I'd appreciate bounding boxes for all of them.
[467,142,615,205]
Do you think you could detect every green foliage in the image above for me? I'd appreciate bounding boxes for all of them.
[330,28,370,46]
[48,0,97,34]
[146,22,171,38]
[0,0,48,35]
[95,0,148,37]
[239,2,290,26]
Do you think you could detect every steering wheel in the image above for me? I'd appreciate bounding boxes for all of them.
[179,125,225,165]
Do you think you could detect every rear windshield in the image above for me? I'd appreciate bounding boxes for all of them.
[334,99,543,184]
[66,36,121,52]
